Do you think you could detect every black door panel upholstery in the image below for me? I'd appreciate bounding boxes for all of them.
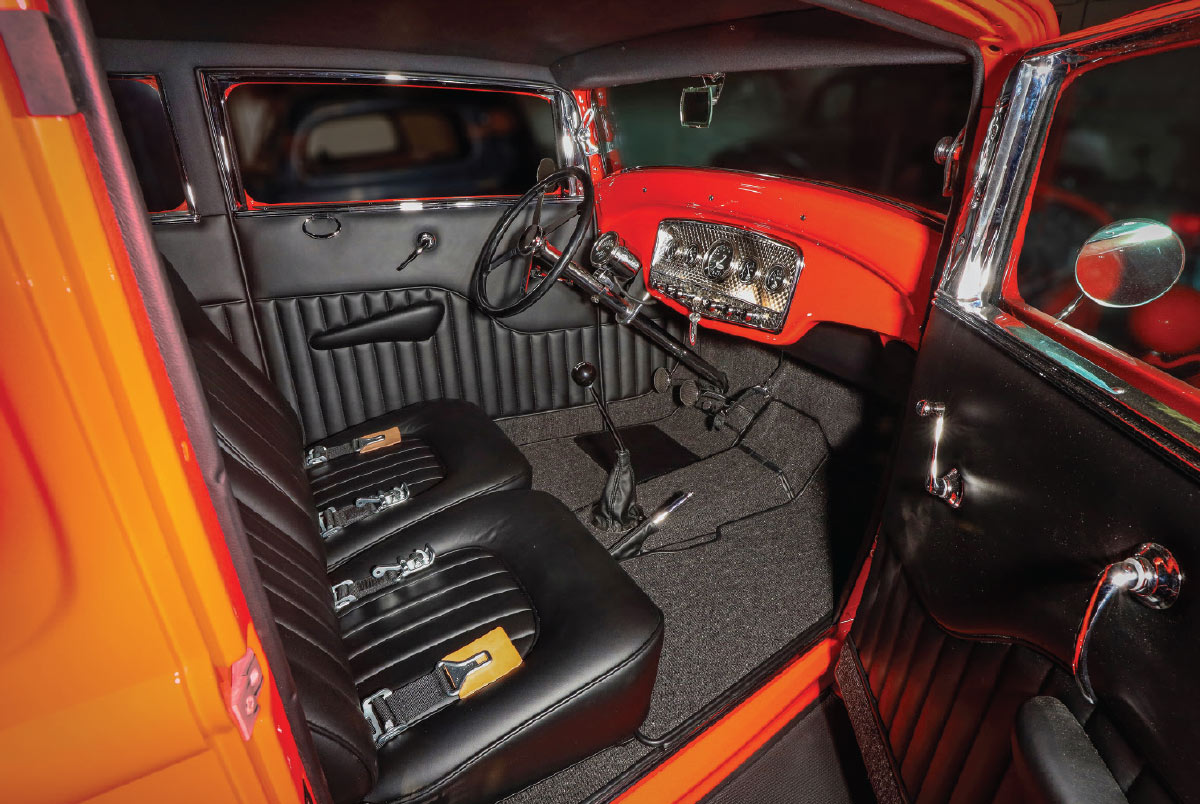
[234,204,599,332]
[842,308,1195,802]
[257,287,680,441]
[232,204,677,440]
[840,540,1172,804]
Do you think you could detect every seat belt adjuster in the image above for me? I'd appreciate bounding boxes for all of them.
[318,483,411,538]
[305,426,403,468]
[330,545,436,614]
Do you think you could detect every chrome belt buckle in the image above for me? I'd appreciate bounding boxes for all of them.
[371,544,435,579]
[437,651,492,695]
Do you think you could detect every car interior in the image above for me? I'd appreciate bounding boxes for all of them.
[35,0,1195,802]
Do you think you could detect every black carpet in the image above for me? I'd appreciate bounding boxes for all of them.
[701,692,876,804]
[574,424,701,482]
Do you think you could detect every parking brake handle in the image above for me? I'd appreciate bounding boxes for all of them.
[609,492,693,561]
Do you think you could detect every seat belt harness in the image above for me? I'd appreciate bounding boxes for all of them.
[318,483,411,538]
[331,544,435,612]
[362,627,522,746]
[305,426,402,468]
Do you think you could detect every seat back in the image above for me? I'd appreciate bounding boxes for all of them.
[167,267,378,801]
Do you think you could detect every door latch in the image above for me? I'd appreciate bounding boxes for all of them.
[915,400,963,508]
[1072,542,1182,703]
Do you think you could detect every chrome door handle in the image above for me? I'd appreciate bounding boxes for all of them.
[1073,542,1182,703]
[915,400,964,508]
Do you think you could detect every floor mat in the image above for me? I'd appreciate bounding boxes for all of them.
[701,692,875,804]
[574,424,701,482]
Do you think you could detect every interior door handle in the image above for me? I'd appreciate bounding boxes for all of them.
[915,399,963,508]
[1072,542,1182,703]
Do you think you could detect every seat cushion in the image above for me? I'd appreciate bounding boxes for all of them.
[332,490,665,804]
[310,399,533,570]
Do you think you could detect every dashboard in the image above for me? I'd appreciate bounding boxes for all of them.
[593,167,946,348]
[648,219,802,333]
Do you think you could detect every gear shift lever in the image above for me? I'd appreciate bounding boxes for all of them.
[573,361,642,529]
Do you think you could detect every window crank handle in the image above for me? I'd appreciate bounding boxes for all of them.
[397,231,438,272]
[1072,542,1182,704]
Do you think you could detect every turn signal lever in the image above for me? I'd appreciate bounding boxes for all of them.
[610,492,693,560]
[1072,542,1181,704]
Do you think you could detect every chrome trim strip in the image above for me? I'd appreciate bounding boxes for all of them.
[230,196,584,219]
[936,10,1200,464]
[197,68,585,215]
[108,72,199,224]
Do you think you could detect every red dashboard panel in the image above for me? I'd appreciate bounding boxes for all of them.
[594,167,946,347]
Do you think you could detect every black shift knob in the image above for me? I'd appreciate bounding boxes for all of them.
[571,361,597,388]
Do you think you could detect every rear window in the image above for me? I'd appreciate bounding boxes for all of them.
[223,82,559,206]
[107,75,191,218]
[599,64,972,212]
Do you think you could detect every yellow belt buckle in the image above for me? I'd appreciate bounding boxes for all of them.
[357,426,402,454]
[438,627,522,699]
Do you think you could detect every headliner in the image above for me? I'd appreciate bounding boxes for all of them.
[86,0,813,65]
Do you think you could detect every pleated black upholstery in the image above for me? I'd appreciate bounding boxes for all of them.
[845,540,1175,804]
[203,300,264,368]
[254,288,681,440]
[339,548,538,694]
[311,437,445,510]
[171,268,379,802]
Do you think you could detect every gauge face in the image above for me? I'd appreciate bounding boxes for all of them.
[591,231,619,267]
[703,242,734,281]
[764,264,790,292]
[676,243,700,267]
[736,256,758,283]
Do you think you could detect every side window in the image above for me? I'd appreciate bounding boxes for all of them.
[221,81,559,207]
[107,75,193,220]
[1006,45,1200,418]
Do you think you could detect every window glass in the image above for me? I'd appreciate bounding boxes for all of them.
[1011,46,1200,397]
[107,76,190,215]
[225,83,558,205]
[599,64,973,212]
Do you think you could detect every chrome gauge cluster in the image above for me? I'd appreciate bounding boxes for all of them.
[648,219,803,333]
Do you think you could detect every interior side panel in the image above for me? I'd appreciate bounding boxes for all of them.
[866,306,1198,800]
[235,204,678,440]
[257,286,680,441]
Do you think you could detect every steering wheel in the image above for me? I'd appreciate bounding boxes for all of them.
[473,166,594,318]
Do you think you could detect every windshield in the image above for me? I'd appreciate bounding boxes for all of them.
[598,65,972,212]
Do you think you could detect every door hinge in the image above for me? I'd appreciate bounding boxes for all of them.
[228,648,264,740]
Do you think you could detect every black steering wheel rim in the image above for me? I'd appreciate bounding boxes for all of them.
[472,165,594,318]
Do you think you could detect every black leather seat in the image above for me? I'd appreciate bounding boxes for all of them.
[165,262,664,803]
[309,400,532,570]
[335,490,664,803]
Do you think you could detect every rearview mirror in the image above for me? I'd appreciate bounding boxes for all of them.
[1074,219,1184,308]
[679,74,725,129]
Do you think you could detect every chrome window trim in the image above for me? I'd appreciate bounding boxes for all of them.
[108,72,199,224]
[198,68,586,215]
[936,9,1200,464]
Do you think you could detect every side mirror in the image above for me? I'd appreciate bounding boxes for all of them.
[679,74,725,129]
[1058,219,1185,319]
[1075,219,1185,308]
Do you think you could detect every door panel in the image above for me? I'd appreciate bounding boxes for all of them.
[867,307,1195,800]
[234,204,678,440]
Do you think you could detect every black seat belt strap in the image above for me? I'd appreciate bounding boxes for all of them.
[318,483,410,539]
[331,544,435,613]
